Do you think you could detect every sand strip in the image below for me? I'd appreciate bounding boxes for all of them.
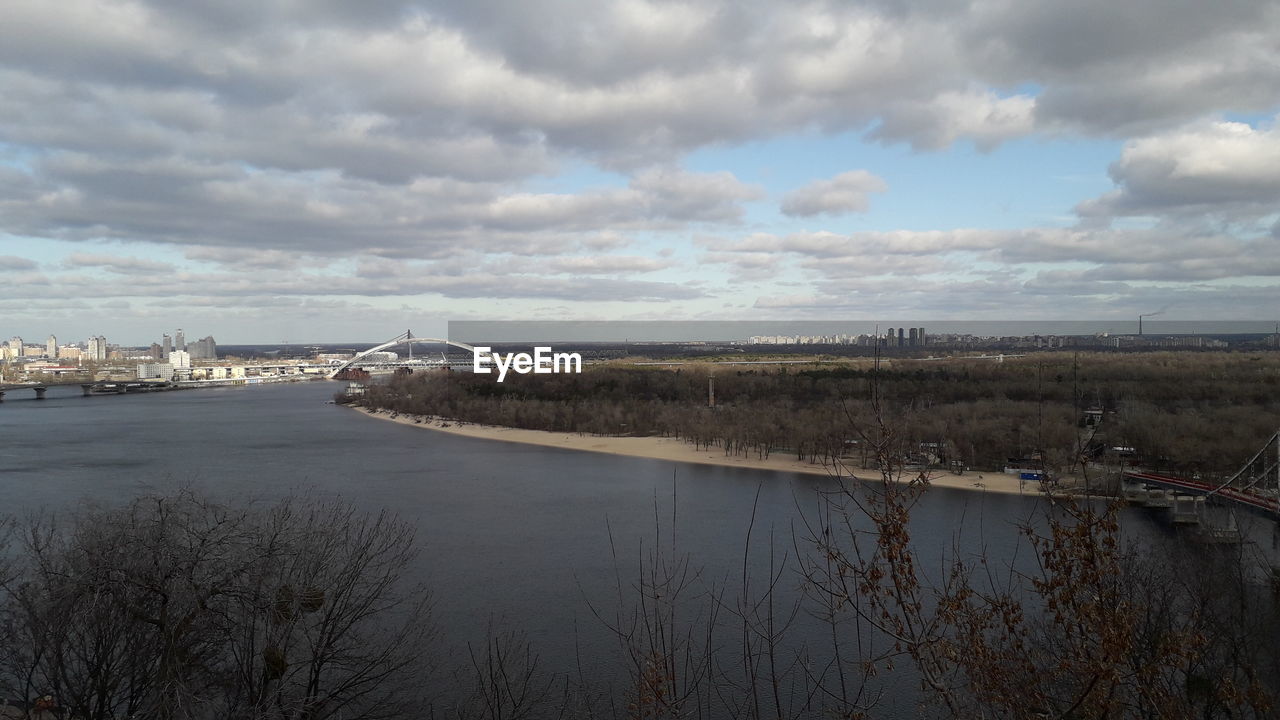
[348,407,1037,497]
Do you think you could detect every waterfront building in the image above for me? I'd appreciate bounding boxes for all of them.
[168,350,191,368]
[24,361,78,376]
[137,362,174,380]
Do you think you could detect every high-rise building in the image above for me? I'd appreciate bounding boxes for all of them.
[174,329,185,351]
[46,335,56,357]
[87,335,108,361]
[149,342,164,359]
[897,328,905,346]
[917,327,927,346]
[9,336,23,358]
[908,327,918,346]
[168,350,191,368]
[162,334,172,356]
[188,336,218,360]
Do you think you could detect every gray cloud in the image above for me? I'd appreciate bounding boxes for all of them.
[705,227,1280,285]
[0,156,755,260]
[752,278,1279,320]
[0,255,38,271]
[1,263,705,304]
[2,0,1278,327]
[5,0,1272,193]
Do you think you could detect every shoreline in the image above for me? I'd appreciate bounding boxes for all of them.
[348,406,1038,497]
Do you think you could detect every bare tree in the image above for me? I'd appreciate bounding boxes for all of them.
[0,491,434,720]
[801,382,1278,719]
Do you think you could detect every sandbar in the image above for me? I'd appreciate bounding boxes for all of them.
[349,407,1038,497]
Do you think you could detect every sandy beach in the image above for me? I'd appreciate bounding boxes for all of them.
[350,407,1035,496]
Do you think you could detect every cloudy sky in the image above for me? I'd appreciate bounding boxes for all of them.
[2,0,1278,343]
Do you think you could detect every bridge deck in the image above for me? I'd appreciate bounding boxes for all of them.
[1124,471,1279,514]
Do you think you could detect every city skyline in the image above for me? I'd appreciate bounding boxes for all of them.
[2,319,1279,349]
[1,1,1279,342]
[0,327,216,356]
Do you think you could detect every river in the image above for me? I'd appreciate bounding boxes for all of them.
[0,379,1190,716]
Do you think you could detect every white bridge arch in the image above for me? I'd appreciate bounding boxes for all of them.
[328,331,476,378]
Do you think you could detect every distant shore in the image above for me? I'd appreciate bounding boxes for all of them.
[349,406,1034,496]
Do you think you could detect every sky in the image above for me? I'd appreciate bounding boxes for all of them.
[1,0,1278,344]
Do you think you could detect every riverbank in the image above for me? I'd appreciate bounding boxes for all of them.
[350,406,1036,496]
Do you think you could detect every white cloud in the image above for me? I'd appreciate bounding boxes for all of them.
[870,89,1036,150]
[546,256,674,274]
[780,170,887,217]
[64,253,176,274]
[1078,117,1280,220]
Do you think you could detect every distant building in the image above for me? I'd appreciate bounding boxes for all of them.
[174,329,185,351]
[188,335,217,360]
[46,335,56,357]
[149,342,164,359]
[908,327,918,346]
[897,328,905,346]
[137,362,174,380]
[86,335,108,361]
[58,346,83,361]
[24,361,78,376]
[168,350,191,368]
[8,336,23,358]
[917,327,927,346]
[162,334,172,356]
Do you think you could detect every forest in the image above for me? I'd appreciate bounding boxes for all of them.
[350,351,1280,482]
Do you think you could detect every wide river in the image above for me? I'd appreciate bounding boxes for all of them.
[0,379,1180,716]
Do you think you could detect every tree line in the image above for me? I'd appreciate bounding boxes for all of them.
[351,352,1280,478]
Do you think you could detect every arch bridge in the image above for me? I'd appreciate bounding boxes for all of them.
[327,330,476,379]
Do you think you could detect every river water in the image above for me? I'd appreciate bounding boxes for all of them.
[0,380,1185,716]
